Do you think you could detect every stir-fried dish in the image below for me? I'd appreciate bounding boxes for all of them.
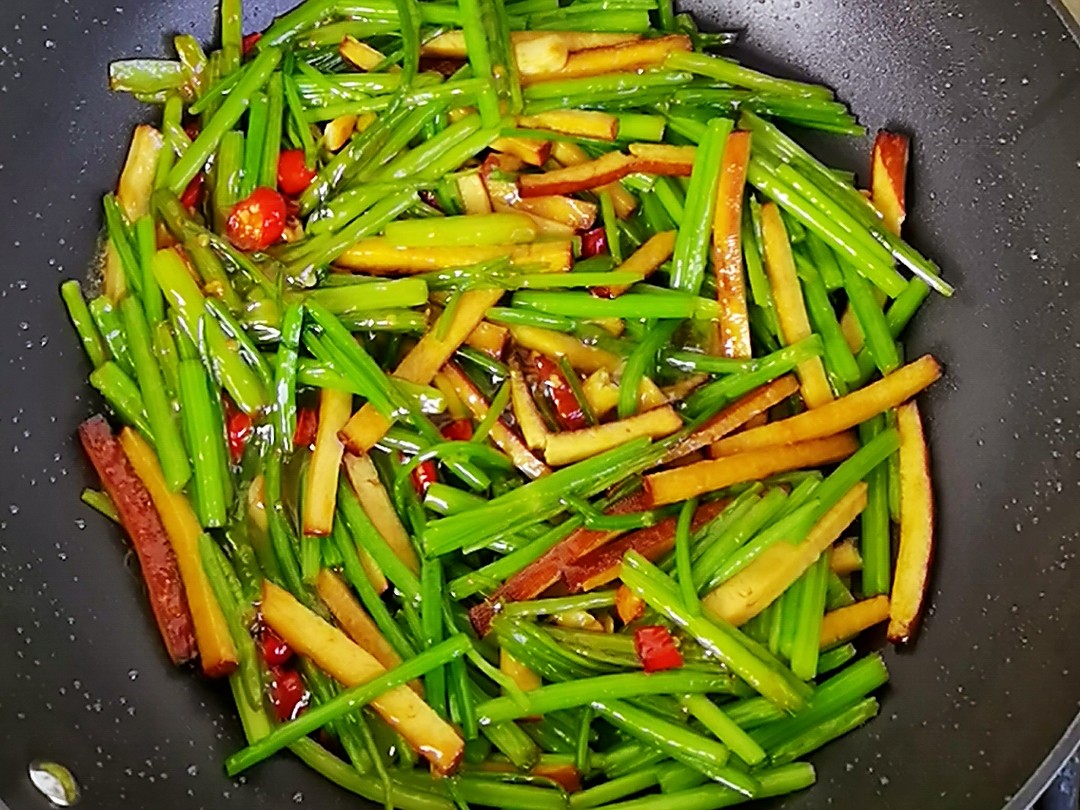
[60,0,950,806]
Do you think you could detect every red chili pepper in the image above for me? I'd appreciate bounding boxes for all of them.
[260,629,294,667]
[633,625,683,673]
[580,227,608,258]
[441,419,474,442]
[277,149,318,197]
[411,460,438,497]
[269,667,309,722]
[226,187,287,251]
[410,420,473,495]
[78,416,197,665]
[242,32,263,57]
[183,121,202,142]
[532,354,587,431]
[224,400,254,464]
[180,172,205,211]
[293,406,319,449]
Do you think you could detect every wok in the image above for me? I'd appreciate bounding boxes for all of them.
[0,0,1078,808]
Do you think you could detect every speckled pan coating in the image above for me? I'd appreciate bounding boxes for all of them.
[0,1,1077,809]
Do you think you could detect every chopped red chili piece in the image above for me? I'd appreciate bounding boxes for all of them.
[269,667,309,722]
[293,406,319,449]
[441,419,474,442]
[411,460,438,496]
[226,187,287,252]
[225,400,254,464]
[633,625,683,673]
[180,172,205,211]
[532,354,588,431]
[277,149,318,197]
[260,629,294,668]
[242,32,263,57]
[580,227,608,258]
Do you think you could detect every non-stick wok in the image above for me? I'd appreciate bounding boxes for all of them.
[0,0,1078,807]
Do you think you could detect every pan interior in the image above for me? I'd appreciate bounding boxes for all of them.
[0,1,1077,808]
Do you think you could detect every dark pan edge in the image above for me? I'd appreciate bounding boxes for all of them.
[1006,712,1080,809]
[1045,0,1080,44]
[1009,11,1080,806]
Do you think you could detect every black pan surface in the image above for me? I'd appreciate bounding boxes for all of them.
[0,1,1078,808]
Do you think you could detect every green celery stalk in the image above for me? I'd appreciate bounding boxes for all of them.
[184,239,243,313]
[151,320,181,400]
[600,189,622,264]
[744,196,779,336]
[272,303,304,451]
[178,359,229,527]
[168,47,282,194]
[859,414,892,596]
[82,488,120,523]
[336,477,421,601]
[203,314,269,416]
[241,91,270,198]
[670,117,733,294]
[89,362,154,442]
[788,551,830,680]
[420,558,448,717]
[794,249,860,388]
[817,641,856,675]
[741,111,952,296]
[282,66,318,163]
[511,290,720,320]
[680,693,767,766]
[683,335,824,418]
[853,278,929,384]
[593,699,758,797]
[119,296,191,490]
[770,699,879,765]
[622,552,810,712]
[746,155,905,298]
[102,194,143,294]
[154,95,185,188]
[618,320,680,419]
[805,229,844,291]
[330,518,417,658]
[383,213,530,247]
[751,653,888,751]
[842,257,901,375]
[675,497,700,614]
[220,0,243,72]
[89,296,136,377]
[60,281,108,368]
[175,34,208,98]
[226,633,472,774]
[616,113,666,142]
[134,216,164,324]
[109,59,186,95]
[258,0,337,48]
[260,74,286,189]
[478,670,732,724]
[666,51,833,99]
[424,437,665,556]
[211,130,246,233]
[487,307,576,332]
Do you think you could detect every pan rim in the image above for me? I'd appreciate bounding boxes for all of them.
[1003,711,1080,809]
[0,0,1074,806]
[1046,0,1080,44]
[1001,5,1079,807]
